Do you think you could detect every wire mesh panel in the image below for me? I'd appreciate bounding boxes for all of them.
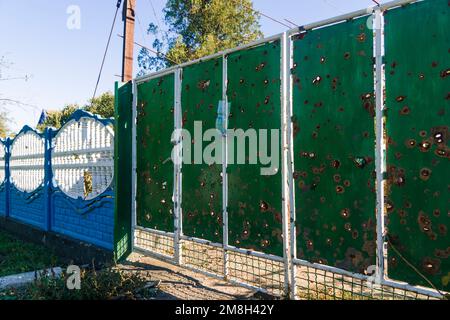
[291,16,376,273]
[226,40,283,257]
[181,57,223,243]
[52,117,114,200]
[384,0,449,292]
[10,130,45,193]
[136,73,175,232]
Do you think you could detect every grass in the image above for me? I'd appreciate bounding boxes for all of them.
[0,230,59,277]
[0,267,159,300]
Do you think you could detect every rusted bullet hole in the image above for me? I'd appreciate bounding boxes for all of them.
[320,196,326,203]
[357,33,366,42]
[435,148,447,157]
[264,96,270,104]
[395,175,406,186]
[309,152,316,159]
[386,200,394,213]
[210,211,216,217]
[312,131,318,139]
[336,186,345,194]
[422,258,440,275]
[420,141,431,152]
[418,73,425,80]
[438,224,447,235]
[263,79,269,85]
[260,201,269,212]
[239,78,245,84]
[440,68,450,78]
[344,52,351,60]
[340,208,350,219]
[404,201,412,209]
[293,62,298,69]
[396,96,406,102]
[331,160,341,169]
[433,132,444,144]
[344,180,351,187]
[255,62,266,71]
[314,101,323,107]
[326,238,332,246]
[306,240,313,250]
[399,106,410,115]
[197,79,210,90]
[419,130,427,137]
[433,209,441,217]
[353,157,367,169]
[395,152,402,160]
[406,139,416,148]
[210,193,215,199]
[312,76,322,85]
[200,181,206,187]
[420,168,432,181]
[344,223,352,232]
[398,210,407,218]
[361,93,372,100]
[333,174,341,183]
[352,230,359,239]
[431,61,438,68]
[261,239,270,247]
[320,56,326,63]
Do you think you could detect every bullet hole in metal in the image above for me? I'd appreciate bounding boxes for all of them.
[343,180,351,187]
[320,56,326,63]
[312,76,322,85]
[341,208,350,219]
[420,141,431,152]
[306,240,313,250]
[260,201,269,212]
[435,148,447,157]
[344,52,351,60]
[419,168,432,181]
[431,61,438,68]
[309,152,316,159]
[438,224,447,235]
[353,156,367,169]
[261,239,270,248]
[344,223,352,232]
[419,130,428,137]
[263,79,269,85]
[352,230,359,239]
[433,132,444,144]
[395,175,406,186]
[255,62,266,71]
[293,62,298,69]
[331,160,341,169]
[386,200,394,213]
[336,185,345,194]
[200,181,206,187]
[320,196,326,203]
[406,139,416,148]
[396,96,406,102]
[210,193,215,199]
[399,106,410,115]
[326,238,332,246]
[333,174,341,183]
[440,68,450,78]
[264,96,270,105]
[433,209,441,217]
[422,258,440,275]
[239,78,245,84]
[418,73,425,80]
[160,199,166,204]
[197,80,210,90]
[357,33,366,42]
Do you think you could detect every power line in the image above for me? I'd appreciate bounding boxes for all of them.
[117,34,179,65]
[92,0,122,101]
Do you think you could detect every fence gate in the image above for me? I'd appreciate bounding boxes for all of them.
[115,0,449,300]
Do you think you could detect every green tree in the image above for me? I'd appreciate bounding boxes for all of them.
[0,112,10,138]
[84,92,115,118]
[37,92,115,131]
[138,0,262,72]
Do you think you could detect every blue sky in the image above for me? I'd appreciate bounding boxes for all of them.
[0,0,384,132]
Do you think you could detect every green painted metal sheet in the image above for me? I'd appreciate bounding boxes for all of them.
[384,0,449,291]
[227,40,283,256]
[114,81,133,260]
[292,17,376,273]
[136,74,175,232]
[181,58,223,243]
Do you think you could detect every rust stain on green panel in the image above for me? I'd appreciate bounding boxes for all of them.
[384,0,449,291]
[292,17,376,273]
[136,74,175,232]
[227,41,283,256]
[181,58,223,243]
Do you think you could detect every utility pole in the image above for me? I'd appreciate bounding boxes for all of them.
[122,0,136,82]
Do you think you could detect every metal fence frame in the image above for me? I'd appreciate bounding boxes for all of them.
[129,0,446,299]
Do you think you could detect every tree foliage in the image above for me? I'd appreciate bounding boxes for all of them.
[0,112,10,138]
[37,92,114,131]
[138,0,262,72]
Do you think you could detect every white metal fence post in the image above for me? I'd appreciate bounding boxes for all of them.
[222,54,229,280]
[174,68,183,265]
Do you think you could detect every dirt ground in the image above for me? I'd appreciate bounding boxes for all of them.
[119,253,275,300]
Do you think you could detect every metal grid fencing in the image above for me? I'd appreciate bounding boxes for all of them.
[120,0,448,300]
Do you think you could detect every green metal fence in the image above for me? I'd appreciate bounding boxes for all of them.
[114,0,449,299]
